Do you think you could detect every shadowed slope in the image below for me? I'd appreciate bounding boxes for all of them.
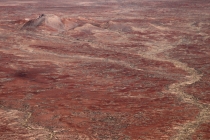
[21,14,64,31]
[21,14,45,30]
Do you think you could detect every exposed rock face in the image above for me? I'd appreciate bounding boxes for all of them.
[21,14,45,30]
[21,14,64,31]
[44,14,64,31]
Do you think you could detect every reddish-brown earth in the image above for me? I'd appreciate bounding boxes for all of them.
[0,0,210,139]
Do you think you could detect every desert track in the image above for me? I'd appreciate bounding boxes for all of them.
[139,43,210,139]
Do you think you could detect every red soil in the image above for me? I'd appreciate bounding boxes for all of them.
[0,0,209,139]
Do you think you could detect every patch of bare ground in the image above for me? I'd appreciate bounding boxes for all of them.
[0,107,52,140]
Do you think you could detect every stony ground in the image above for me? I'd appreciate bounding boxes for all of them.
[0,0,210,139]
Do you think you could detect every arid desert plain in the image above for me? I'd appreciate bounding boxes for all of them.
[0,0,210,139]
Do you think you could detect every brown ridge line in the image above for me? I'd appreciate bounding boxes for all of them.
[0,43,144,72]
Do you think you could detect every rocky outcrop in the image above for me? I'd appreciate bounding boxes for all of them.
[21,14,64,31]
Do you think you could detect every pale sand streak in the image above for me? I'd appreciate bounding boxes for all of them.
[138,42,210,139]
